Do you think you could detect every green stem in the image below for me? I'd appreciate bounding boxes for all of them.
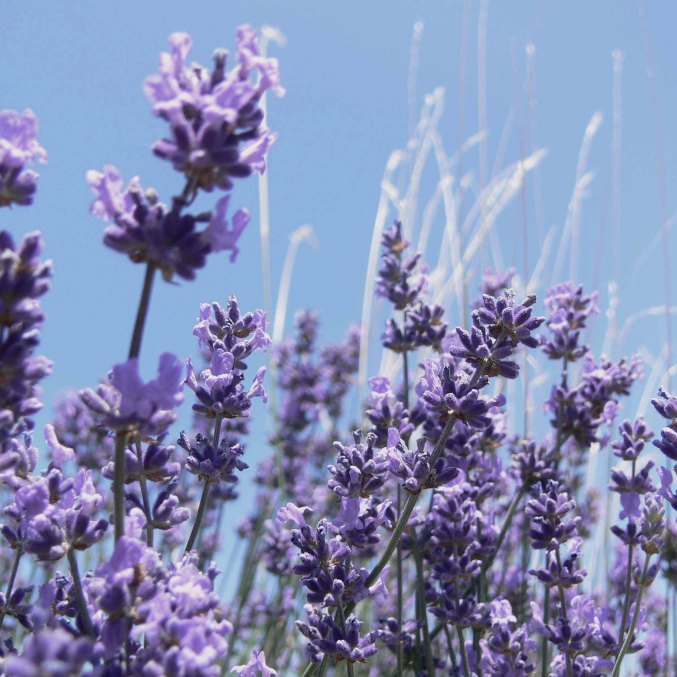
[113,431,128,542]
[185,481,211,554]
[346,415,457,612]
[481,488,525,577]
[128,262,156,360]
[618,460,637,644]
[413,538,434,676]
[0,549,21,631]
[554,549,573,677]
[135,439,154,548]
[396,486,404,676]
[540,587,550,677]
[456,626,471,677]
[67,549,94,637]
[611,555,652,677]
[336,600,355,677]
[184,416,222,554]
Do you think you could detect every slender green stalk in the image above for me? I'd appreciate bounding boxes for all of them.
[135,438,154,548]
[113,431,128,542]
[347,415,457,610]
[618,460,637,643]
[611,555,652,677]
[185,481,211,554]
[540,588,550,677]
[128,262,156,360]
[336,600,355,677]
[554,549,573,677]
[396,486,404,676]
[412,539,434,676]
[397,342,410,676]
[67,549,94,637]
[481,488,525,577]
[184,416,222,554]
[0,549,21,631]
[456,626,471,677]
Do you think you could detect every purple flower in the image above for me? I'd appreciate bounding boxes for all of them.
[0,109,46,208]
[4,627,92,677]
[386,428,459,494]
[193,298,270,365]
[327,431,388,498]
[87,167,250,279]
[473,291,544,349]
[230,649,277,676]
[541,283,599,362]
[80,352,183,437]
[0,231,52,441]
[143,29,282,191]
[179,432,248,484]
[185,350,267,420]
[296,606,379,664]
[376,221,426,311]
[418,360,505,428]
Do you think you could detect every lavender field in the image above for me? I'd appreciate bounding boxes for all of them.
[0,3,676,676]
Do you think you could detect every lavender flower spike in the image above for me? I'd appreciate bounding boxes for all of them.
[0,109,47,207]
[231,649,277,676]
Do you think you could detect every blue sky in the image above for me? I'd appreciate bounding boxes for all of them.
[1,1,676,503]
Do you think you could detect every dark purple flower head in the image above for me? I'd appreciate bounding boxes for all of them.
[4,627,92,677]
[0,109,46,208]
[653,387,677,424]
[185,350,266,420]
[179,431,248,484]
[526,481,580,551]
[143,28,283,191]
[376,221,426,311]
[327,430,388,498]
[541,283,599,362]
[80,352,183,437]
[450,325,520,379]
[0,231,53,440]
[193,297,270,366]
[386,428,459,494]
[87,167,249,280]
[418,359,505,428]
[296,606,379,664]
[0,584,33,631]
[331,497,394,552]
[103,439,180,484]
[612,418,653,462]
[510,438,557,489]
[473,291,544,349]
[365,376,415,446]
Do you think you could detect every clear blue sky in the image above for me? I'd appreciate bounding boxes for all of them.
[1,0,676,475]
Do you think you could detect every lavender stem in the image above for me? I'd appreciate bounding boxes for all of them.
[67,549,94,637]
[184,415,222,554]
[113,431,128,542]
[611,555,652,677]
[128,262,156,360]
[0,549,21,631]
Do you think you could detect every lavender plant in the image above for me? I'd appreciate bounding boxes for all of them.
[0,19,675,677]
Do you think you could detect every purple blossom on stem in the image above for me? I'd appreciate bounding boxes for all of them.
[4,627,92,677]
[0,231,52,445]
[80,352,183,437]
[230,649,277,676]
[144,28,283,191]
[87,167,250,280]
[0,109,46,208]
